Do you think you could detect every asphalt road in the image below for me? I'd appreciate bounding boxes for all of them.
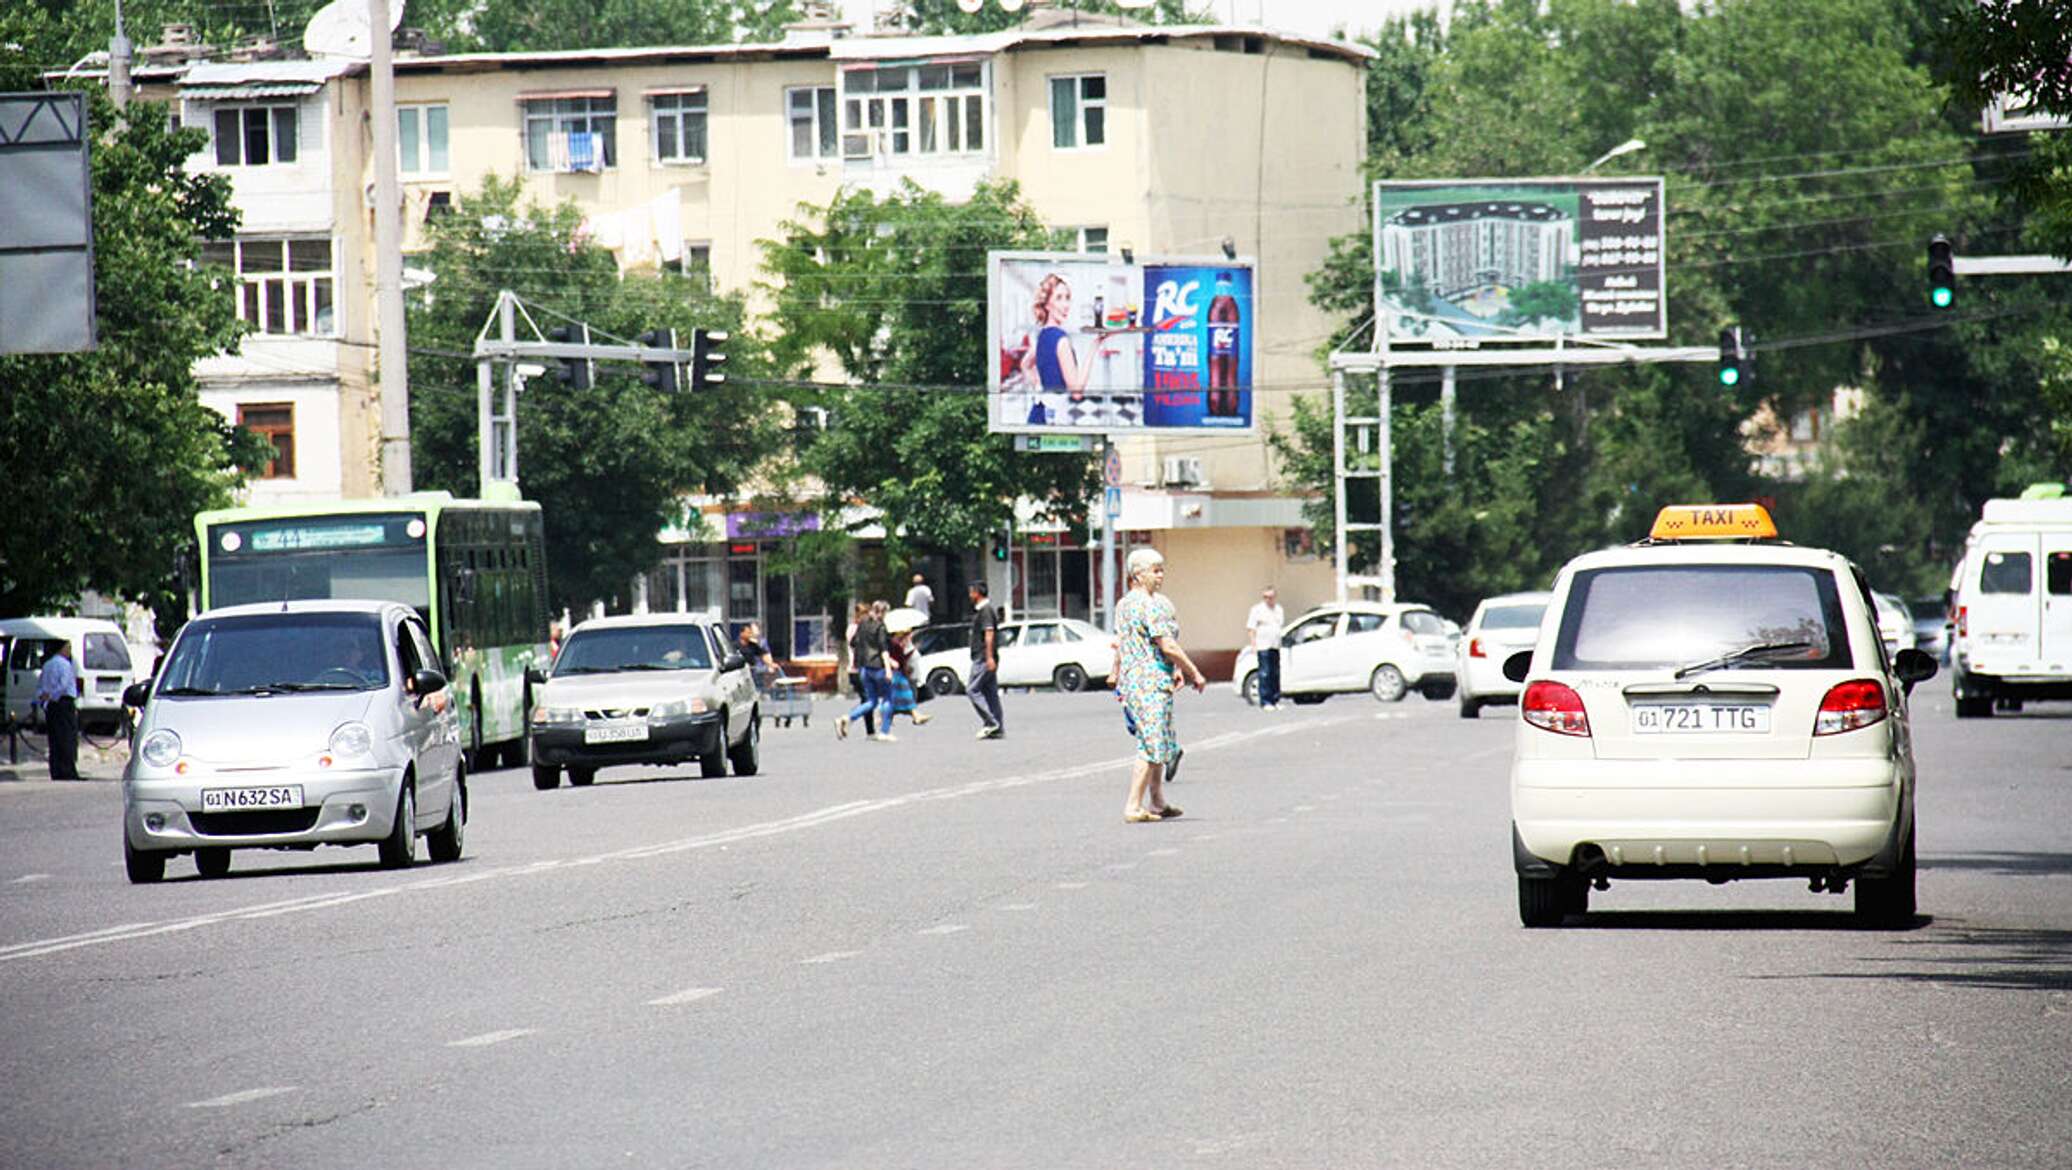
[2,683,2068,1168]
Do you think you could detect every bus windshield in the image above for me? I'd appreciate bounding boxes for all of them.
[205,513,431,612]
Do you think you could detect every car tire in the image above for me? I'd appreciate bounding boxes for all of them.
[1954,693,1992,719]
[1518,873,1572,927]
[1290,693,1328,706]
[1422,679,1456,701]
[1854,831,1916,928]
[531,763,560,790]
[1459,694,1482,718]
[377,784,417,870]
[1369,664,1408,703]
[699,720,728,779]
[500,733,528,770]
[1239,672,1259,706]
[728,711,761,777]
[927,668,961,698]
[1054,664,1088,693]
[194,846,231,879]
[567,767,596,787]
[427,775,465,863]
[124,836,164,884]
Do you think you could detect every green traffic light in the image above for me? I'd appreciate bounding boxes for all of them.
[1719,367,1741,387]
[1930,286,1953,308]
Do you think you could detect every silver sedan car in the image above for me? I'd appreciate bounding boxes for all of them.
[122,600,465,883]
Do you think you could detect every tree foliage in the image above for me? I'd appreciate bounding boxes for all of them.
[0,94,265,627]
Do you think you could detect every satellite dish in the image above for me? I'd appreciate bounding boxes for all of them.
[999,0,1024,11]
[302,0,405,60]
[957,0,983,11]
[1115,0,1156,7]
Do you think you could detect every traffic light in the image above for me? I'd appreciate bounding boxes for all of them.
[547,323,592,390]
[1927,234,1955,309]
[691,327,728,386]
[1717,325,1746,388]
[989,526,1012,562]
[639,328,679,393]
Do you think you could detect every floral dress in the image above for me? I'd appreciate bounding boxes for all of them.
[1116,587,1181,764]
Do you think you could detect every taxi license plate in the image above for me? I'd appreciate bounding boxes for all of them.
[1632,703,1771,734]
[201,785,303,811]
[584,723,648,745]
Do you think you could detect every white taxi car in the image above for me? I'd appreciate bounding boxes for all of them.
[1506,504,1937,928]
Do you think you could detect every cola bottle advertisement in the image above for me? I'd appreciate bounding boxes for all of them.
[1141,263,1252,429]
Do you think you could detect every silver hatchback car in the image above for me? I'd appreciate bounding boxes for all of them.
[122,600,466,883]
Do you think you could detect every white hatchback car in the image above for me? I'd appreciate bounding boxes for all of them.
[1508,504,1937,928]
[1455,591,1552,718]
[912,617,1117,696]
[1233,601,1456,704]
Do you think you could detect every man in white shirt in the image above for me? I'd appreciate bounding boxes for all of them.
[1246,587,1286,709]
[904,573,935,624]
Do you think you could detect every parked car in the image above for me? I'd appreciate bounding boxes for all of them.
[911,617,1118,696]
[121,600,465,883]
[2,615,142,734]
[526,613,760,788]
[1909,594,1950,663]
[1233,601,1457,704]
[1871,592,1918,659]
[1455,592,1552,718]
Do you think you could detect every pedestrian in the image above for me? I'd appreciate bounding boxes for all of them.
[1246,585,1286,709]
[884,623,933,726]
[966,581,1005,739]
[904,572,935,624]
[737,622,775,691]
[843,601,876,738]
[1110,548,1206,823]
[838,601,895,742]
[34,640,82,781]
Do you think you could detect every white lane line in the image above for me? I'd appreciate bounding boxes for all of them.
[1145,848,1180,858]
[186,1087,297,1108]
[447,1028,536,1048]
[1292,805,1317,813]
[1267,817,1288,824]
[995,903,1039,912]
[1105,862,1139,872]
[1188,833,1220,842]
[917,923,970,936]
[11,874,51,884]
[1054,882,1089,890]
[648,987,724,1006]
[799,951,862,965]
[2,717,1365,965]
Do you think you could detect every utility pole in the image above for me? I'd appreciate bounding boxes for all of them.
[370,0,411,494]
[108,0,133,111]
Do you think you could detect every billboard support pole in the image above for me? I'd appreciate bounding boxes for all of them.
[1440,364,1456,478]
[1331,369,1348,603]
[1378,365,1394,603]
[1100,433,1118,631]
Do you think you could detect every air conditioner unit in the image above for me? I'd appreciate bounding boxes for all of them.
[841,131,878,159]
[1161,456,1207,488]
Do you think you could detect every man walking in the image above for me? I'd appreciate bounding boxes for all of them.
[1246,586,1286,710]
[34,641,82,780]
[904,572,935,624]
[966,581,1004,739]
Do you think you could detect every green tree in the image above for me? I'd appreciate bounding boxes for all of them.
[0,94,265,627]
[1933,0,2072,260]
[760,180,1096,559]
[462,0,799,54]
[1499,281,1579,330]
[406,176,781,613]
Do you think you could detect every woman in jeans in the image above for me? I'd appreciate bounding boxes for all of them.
[838,601,895,742]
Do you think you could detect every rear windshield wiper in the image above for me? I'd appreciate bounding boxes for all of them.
[1673,640,1815,680]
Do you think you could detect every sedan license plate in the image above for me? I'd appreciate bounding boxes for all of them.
[1632,703,1770,734]
[200,785,304,811]
[584,722,649,745]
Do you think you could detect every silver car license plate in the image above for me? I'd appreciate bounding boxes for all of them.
[584,723,648,744]
[1632,703,1771,734]
[201,785,304,811]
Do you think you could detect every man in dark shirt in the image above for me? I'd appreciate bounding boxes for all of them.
[967,582,1004,739]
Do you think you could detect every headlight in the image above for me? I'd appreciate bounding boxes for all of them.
[648,696,709,720]
[329,721,373,757]
[531,705,580,726]
[139,730,182,769]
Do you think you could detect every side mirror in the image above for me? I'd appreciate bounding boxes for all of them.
[524,666,547,687]
[123,681,152,709]
[1892,648,1937,695]
[721,653,747,673]
[1502,650,1533,684]
[411,668,448,696]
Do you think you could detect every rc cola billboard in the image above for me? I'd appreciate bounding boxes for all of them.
[1372,179,1666,342]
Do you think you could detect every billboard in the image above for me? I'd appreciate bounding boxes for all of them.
[1372,179,1666,343]
[987,251,1255,434]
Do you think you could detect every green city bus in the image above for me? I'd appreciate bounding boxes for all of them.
[194,492,549,769]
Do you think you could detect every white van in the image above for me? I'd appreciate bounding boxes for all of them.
[1947,496,2072,717]
[1,616,141,734]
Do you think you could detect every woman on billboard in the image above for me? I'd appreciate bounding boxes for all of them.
[1017,272,1118,425]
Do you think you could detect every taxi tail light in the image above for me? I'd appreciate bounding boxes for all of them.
[1814,679,1888,736]
[1468,637,1487,659]
[1521,680,1591,737]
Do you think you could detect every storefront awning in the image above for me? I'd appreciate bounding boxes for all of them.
[179,82,321,99]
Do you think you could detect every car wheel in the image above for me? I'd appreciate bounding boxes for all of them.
[1053,663,1088,693]
[1369,664,1408,703]
[1518,873,1572,927]
[1954,691,1992,719]
[124,836,164,884]
[500,733,529,770]
[427,775,465,863]
[1289,693,1328,706]
[728,710,761,777]
[568,767,596,787]
[377,784,417,870]
[194,847,231,879]
[1422,679,1456,701]
[1459,695,1482,719]
[531,763,559,790]
[1239,672,1259,706]
[700,719,728,779]
[927,668,961,698]
[1854,830,1916,928]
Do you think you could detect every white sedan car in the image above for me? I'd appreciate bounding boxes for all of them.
[1233,601,1457,704]
[913,617,1117,695]
[1456,591,1552,718]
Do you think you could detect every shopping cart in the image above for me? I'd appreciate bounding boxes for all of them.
[765,676,813,728]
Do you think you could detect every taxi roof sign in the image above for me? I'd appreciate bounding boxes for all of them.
[1648,503,1778,542]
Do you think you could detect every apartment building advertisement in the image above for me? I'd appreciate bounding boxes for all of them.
[1373,179,1666,343]
[987,251,1256,435]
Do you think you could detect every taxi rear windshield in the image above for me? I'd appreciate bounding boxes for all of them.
[1552,565,1852,671]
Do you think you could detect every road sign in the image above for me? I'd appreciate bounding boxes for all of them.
[1014,434,1095,453]
[1103,445,1123,488]
[1105,486,1122,522]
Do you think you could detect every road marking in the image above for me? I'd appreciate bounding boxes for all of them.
[1145,848,1180,857]
[1267,817,1288,824]
[917,924,970,935]
[447,1028,536,1048]
[186,1087,297,1108]
[1,718,1365,965]
[996,903,1039,912]
[1054,882,1089,890]
[648,987,724,1006]
[1105,862,1139,872]
[1293,805,1316,812]
[10,874,51,884]
[799,950,862,965]
[1188,833,1220,842]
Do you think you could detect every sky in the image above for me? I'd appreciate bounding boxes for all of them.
[834,1,1454,44]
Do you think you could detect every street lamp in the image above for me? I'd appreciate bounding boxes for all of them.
[1582,138,1646,174]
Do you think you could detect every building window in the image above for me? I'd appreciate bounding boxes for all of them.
[398,104,448,174]
[787,85,838,160]
[238,403,295,479]
[213,105,298,166]
[1050,74,1106,150]
[683,241,712,288]
[652,90,708,164]
[841,63,986,160]
[1077,226,1109,254]
[523,96,617,173]
[201,236,336,335]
